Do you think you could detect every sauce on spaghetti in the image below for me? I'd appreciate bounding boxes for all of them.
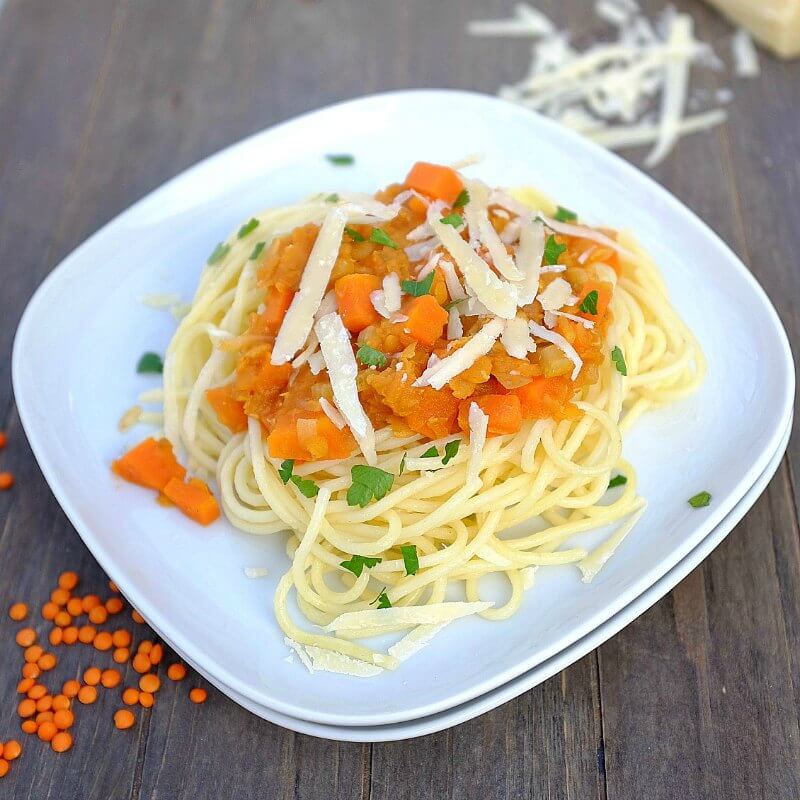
[208,165,619,462]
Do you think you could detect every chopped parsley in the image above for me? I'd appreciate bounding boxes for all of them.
[401,544,419,576]
[399,453,407,475]
[277,459,316,496]
[688,491,711,509]
[278,459,294,484]
[543,235,566,266]
[344,225,366,243]
[290,475,319,498]
[420,446,439,459]
[442,439,461,465]
[370,228,399,249]
[453,188,470,209]
[136,352,163,374]
[249,241,265,260]
[325,193,340,203]
[608,474,628,489]
[237,218,259,238]
[356,344,388,368]
[376,590,392,609]
[347,465,394,508]
[340,554,382,577]
[579,290,599,315]
[207,242,230,264]
[553,205,577,222]
[439,212,464,228]
[611,346,627,376]
[401,271,435,297]
[326,154,354,166]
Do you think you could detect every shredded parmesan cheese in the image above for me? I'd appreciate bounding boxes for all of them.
[537,277,577,312]
[272,208,347,364]
[502,317,535,358]
[467,402,489,485]
[323,601,493,632]
[415,318,504,389]
[314,312,376,463]
[447,307,464,340]
[731,29,760,77]
[244,567,269,579]
[529,320,583,380]
[388,623,449,662]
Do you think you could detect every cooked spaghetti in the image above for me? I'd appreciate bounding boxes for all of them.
[117,162,703,675]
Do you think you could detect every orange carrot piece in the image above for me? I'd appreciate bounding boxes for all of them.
[267,410,355,462]
[206,385,248,433]
[262,285,294,333]
[404,162,464,205]
[404,295,448,347]
[512,376,578,420]
[112,438,186,492]
[458,394,523,435]
[334,274,383,333]
[162,478,221,526]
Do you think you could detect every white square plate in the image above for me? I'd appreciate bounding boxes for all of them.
[203,412,793,741]
[13,90,794,727]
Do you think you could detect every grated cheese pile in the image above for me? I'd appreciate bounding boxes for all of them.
[468,1,761,165]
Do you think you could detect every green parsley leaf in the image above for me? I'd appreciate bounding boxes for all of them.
[344,225,366,243]
[339,554,382,577]
[420,446,439,459]
[207,242,230,264]
[439,212,464,228]
[442,439,461,465]
[237,218,259,238]
[543,235,567,266]
[401,544,419,576]
[611,346,627,376]
[278,459,294,485]
[290,474,319,498]
[688,491,711,509]
[401,271,435,297]
[325,193,340,203]
[136,352,163,374]
[453,188,470,209]
[579,290,599,315]
[249,241,265,260]
[554,205,577,222]
[377,591,392,609]
[326,154,354,166]
[347,465,394,508]
[356,345,388,368]
[443,299,463,312]
[608,474,627,489]
[370,228,399,249]
[399,453,407,475]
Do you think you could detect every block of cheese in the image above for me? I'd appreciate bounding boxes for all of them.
[703,0,800,58]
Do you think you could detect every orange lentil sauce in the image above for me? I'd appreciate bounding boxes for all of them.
[207,167,621,463]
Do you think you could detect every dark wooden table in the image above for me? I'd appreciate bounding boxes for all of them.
[0,1,798,797]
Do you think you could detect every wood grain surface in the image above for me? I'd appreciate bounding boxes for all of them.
[0,0,797,797]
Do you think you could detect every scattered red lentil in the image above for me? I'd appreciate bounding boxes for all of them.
[106,597,124,615]
[15,628,36,648]
[37,721,58,742]
[62,680,80,699]
[138,692,154,709]
[2,740,21,761]
[189,688,207,704]
[132,610,145,624]
[62,626,79,645]
[83,667,101,686]
[112,629,131,648]
[37,652,57,671]
[77,685,97,705]
[81,595,101,613]
[51,731,73,753]
[58,571,79,591]
[8,603,28,621]
[132,653,150,674]
[0,760,8,778]
[113,647,130,664]
[113,709,136,730]
[50,588,71,606]
[41,602,58,621]
[77,625,96,644]
[122,688,140,706]
[53,709,74,730]
[94,631,113,651]
[49,628,63,646]
[101,669,121,689]
[66,597,83,617]
[0,472,14,490]
[52,695,70,711]
[21,662,40,679]
[54,610,72,628]
[20,720,37,735]
[167,663,186,681]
